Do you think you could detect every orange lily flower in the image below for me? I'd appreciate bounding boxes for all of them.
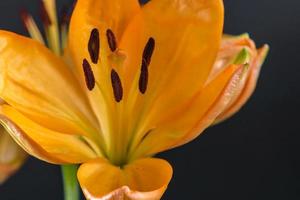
[0,0,268,199]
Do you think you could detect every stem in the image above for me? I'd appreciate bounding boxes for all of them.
[61,165,80,200]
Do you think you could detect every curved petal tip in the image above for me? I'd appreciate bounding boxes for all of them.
[78,158,173,200]
[0,125,27,184]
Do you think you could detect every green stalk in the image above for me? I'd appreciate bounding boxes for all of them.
[61,165,80,200]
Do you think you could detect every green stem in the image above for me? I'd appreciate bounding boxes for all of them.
[61,165,80,200]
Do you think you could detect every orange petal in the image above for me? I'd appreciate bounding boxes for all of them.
[0,125,27,183]
[119,0,224,159]
[68,0,140,89]
[0,31,100,141]
[121,0,224,102]
[68,0,141,90]
[69,0,140,41]
[78,158,172,200]
[121,0,224,89]
[0,105,97,164]
[214,44,269,123]
[68,0,140,151]
[207,34,256,83]
[131,63,248,159]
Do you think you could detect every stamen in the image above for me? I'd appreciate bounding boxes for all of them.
[139,37,155,94]
[111,69,123,102]
[60,0,76,26]
[143,37,155,65]
[141,129,153,142]
[20,9,45,44]
[88,28,100,64]
[20,9,29,25]
[82,59,95,91]
[60,5,70,27]
[60,6,70,49]
[106,29,117,52]
[39,1,52,26]
[139,61,148,94]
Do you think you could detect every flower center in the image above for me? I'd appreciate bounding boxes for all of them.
[81,28,156,166]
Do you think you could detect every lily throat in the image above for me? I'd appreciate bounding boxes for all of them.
[82,27,156,167]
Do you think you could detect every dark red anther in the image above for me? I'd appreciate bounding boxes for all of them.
[111,69,123,102]
[142,37,155,65]
[139,60,148,94]
[39,1,52,26]
[82,59,95,91]
[88,28,100,64]
[106,29,117,52]
[139,37,155,94]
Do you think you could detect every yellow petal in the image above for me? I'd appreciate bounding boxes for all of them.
[0,31,100,141]
[131,63,248,159]
[215,44,269,123]
[0,105,97,164]
[0,125,27,183]
[78,158,172,200]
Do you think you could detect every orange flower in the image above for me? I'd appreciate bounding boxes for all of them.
[0,0,268,199]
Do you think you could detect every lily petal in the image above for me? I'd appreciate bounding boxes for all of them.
[69,0,141,84]
[68,0,141,151]
[70,0,140,43]
[0,125,27,183]
[0,105,97,164]
[215,44,269,123]
[131,63,249,159]
[78,158,172,200]
[119,0,224,159]
[122,0,224,87]
[0,31,99,140]
[207,34,255,84]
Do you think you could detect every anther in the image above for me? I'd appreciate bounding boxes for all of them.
[143,37,155,65]
[106,29,117,52]
[88,28,100,64]
[60,1,76,26]
[20,9,29,26]
[111,69,123,102]
[141,129,153,142]
[60,6,70,27]
[82,59,95,90]
[139,37,155,94]
[39,1,52,26]
[139,61,148,94]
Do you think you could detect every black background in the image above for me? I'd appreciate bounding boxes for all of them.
[0,0,300,199]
